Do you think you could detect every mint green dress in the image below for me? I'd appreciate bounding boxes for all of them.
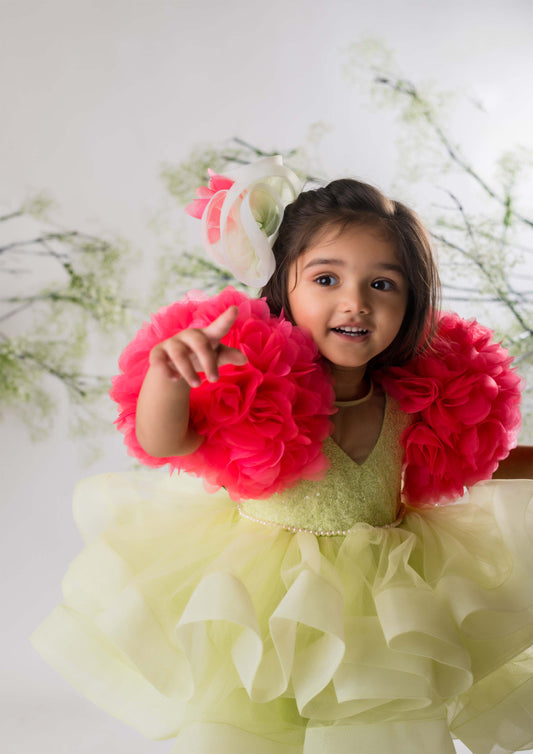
[31,398,533,753]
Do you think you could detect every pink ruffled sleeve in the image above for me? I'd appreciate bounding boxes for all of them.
[110,287,335,501]
[378,312,523,506]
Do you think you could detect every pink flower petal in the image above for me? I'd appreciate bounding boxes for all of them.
[185,198,209,219]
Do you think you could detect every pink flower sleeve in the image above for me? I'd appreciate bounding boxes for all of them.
[378,312,523,506]
[110,287,335,501]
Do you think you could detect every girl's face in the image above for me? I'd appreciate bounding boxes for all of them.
[287,224,408,372]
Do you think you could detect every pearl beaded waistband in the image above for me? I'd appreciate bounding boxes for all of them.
[238,503,406,536]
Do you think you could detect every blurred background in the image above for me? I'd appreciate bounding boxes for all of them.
[2,0,532,751]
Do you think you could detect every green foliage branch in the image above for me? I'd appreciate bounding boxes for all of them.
[0,195,133,438]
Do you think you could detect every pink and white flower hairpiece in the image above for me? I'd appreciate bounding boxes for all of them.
[186,156,301,287]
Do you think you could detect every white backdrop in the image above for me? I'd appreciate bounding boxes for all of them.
[1,1,532,752]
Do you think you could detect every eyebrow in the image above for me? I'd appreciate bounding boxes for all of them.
[302,257,405,275]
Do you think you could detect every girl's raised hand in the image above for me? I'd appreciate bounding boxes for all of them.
[149,305,247,388]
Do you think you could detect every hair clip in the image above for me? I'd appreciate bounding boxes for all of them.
[186,155,301,287]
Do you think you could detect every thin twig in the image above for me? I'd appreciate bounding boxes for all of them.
[374,73,533,230]
[431,195,533,336]
[0,210,24,223]
[0,232,79,255]
[0,300,35,323]
[14,350,89,398]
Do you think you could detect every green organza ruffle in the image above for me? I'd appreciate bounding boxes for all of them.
[31,473,533,753]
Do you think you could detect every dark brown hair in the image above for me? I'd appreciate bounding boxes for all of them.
[260,179,440,371]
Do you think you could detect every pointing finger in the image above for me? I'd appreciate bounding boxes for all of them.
[204,306,240,346]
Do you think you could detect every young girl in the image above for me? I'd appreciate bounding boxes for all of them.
[32,157,533,754]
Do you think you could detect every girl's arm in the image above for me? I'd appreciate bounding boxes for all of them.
[492,446,533,479]
[136,306,247,458]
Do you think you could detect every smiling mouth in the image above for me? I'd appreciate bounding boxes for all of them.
[332,326,370,336]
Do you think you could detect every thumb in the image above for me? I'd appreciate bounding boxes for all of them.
[217,345,248,368]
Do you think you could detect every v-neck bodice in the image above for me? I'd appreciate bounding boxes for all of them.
[239,397,410,532]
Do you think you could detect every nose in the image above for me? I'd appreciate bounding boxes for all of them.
[340,283,370,314]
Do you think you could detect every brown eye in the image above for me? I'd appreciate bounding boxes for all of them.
[371,279,395,291]
[315,274,338,286]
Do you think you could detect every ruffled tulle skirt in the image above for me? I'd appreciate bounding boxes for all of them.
[31,472,533,753]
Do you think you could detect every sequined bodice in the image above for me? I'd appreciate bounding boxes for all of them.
[239,397,410,533]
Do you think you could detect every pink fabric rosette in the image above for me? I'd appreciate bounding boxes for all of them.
[110,287,335,501]
[378,312,523,506]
